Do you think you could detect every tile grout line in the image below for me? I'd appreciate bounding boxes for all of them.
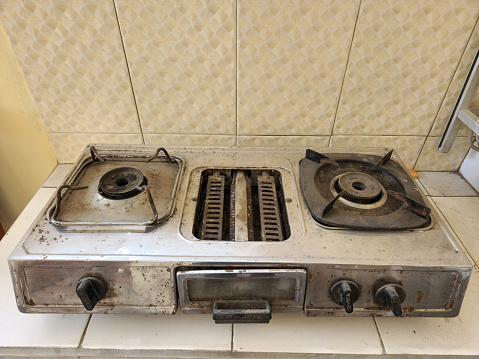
[328,0,363,147]
[47,131,237,137]
[373,318,386,355]
[235,0,239,147]
[414,16,479,170]
[112,0,145,145]
[75,314,93,354]
[49,132,461,139]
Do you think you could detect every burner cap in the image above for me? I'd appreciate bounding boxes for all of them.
[331,171,386,208]
[98,167,146,200]
[337,172,382,200]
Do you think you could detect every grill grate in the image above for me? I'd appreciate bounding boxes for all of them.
[257,172,284,241]
[200,172,225,241]
[194,169,289,241]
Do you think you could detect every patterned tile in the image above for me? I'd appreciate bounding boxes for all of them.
[237,0,360,136]
[334,0,479,136]
[144,134,235,147]
[415,136,470,171]
[115,0,236,135]
[0,0,140,134]
[330,135,425,168]
[47,133,143,163]
[238,135,330,147]
[430,19,479,137]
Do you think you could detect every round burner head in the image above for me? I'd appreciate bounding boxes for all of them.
[98,167,146,200]
[330,171,387,209]
[337,172,382,200]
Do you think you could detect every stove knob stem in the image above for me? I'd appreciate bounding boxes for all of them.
[330,280,360,313]
[76,277,106,311]
[384,285,402,317]
[375,284,406,317]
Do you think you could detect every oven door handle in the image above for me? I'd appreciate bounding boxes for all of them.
[212,300,271,324]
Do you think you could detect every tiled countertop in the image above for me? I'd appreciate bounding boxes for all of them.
[1,166,478,359]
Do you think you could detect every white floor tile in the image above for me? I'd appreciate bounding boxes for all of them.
[376,270,479,355]
[233,313,382,354]
[432,196,479,265]
[42,164,73,188]
[0,189,90,351]
[81,312,232,351]
[418,171,478,197]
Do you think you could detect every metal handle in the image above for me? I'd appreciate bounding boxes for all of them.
[212,300,271,324]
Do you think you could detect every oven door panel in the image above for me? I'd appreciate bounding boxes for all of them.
[176,269,307,314]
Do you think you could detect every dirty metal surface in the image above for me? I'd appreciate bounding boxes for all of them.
[8,145,473,317]
[257,171,284,241]
[46,147,182,232]
[194,169,289,242]
[200,172,225,241]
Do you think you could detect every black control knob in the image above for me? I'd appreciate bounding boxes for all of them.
[375,284,406,317]
[330,280,360,313]
[76,277,106,311]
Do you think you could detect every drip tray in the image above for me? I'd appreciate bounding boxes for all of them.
[192,169,290,241]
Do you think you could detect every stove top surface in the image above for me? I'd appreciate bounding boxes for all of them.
[13,144,468,268]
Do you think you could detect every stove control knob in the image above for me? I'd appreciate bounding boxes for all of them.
[375,284,406,317]
[330,280,360,313]
[76,277,106,311]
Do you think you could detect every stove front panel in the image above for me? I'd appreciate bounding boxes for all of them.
[12,261,176,314]
[304,264,471,317]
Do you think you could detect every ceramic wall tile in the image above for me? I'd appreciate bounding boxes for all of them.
[238,135,330,147]
[237,0,360,136]
[144,134,235,147]
[415,136,469,171]
[330,135,425,168]
[430,19,479,137]
[115,0,236,135]
[334,0,479,136]
[0,0,140,134]
[47,133,143,163]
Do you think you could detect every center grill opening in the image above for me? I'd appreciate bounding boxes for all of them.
[193,169,290,242]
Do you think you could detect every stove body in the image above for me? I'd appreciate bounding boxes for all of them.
[8,145,472,320]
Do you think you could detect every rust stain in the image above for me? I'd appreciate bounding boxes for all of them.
[416,291,423,303]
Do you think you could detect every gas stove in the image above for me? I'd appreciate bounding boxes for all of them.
[8,144,472,322]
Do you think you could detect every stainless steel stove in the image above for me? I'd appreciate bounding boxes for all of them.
[8,144,472,323]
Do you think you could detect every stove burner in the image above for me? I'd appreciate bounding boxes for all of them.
[98,167,146,200]
[330,172,387,209]
[337,172,381,200]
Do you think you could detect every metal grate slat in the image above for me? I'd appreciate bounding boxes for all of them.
[200,172,225,241]
[257,172,283,241]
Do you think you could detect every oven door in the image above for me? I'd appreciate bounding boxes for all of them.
[176,269,307,323]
